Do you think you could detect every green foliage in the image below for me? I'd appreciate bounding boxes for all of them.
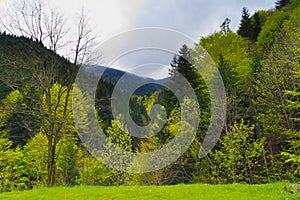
[278,8,300,175]
[0,90,29,145]
[56,134,79,186]
[105,117,133,185]
[256,10,288,55]
[200,32,252,93]
[77,150,117,186]
[23,133,48,188]
[255,7,300,180]
[237,8,268,42]
[41,83,75,136]
[212,120,265,184]
[169,44,194,80]
[199,30,252,128]
[0,138,26,191]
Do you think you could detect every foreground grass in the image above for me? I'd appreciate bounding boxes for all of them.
[0,182,299,200]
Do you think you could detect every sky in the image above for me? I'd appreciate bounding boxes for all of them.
[0,0,275,79]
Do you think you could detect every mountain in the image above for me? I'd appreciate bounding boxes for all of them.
[0,32,167,98]
[85,65,168,96]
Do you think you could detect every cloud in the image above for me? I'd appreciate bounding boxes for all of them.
[0,0,275,79]
[135,0,275,40]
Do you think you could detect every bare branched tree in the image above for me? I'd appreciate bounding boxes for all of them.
[72,8,96,66]
[0,0,96,186]
[44,6,67,52]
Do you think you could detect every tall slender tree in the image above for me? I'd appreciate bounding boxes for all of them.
[275,0,291,9]
[237,7,252,39]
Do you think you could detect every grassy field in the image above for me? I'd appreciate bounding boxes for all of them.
[0,182,299,200]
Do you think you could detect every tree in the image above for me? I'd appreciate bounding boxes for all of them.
[170,44,210,140]
[57,134,79,186]
[237,8,252,39]
[0,0,95,64]
[250,12,263,42]
[275,0,291,9]
[0,0,95,186]
[199,31,252,129]
[0,138,25,191]
[77,149,117,186]
[0,138,14,191]
[105,116,133,185]
[23,132,48,188]
[220,18,231,35]
[169,44,195,81]
[255,7,300,180]
[275,8,300,177]
[238,9,267,42]
[212,120,265,184]
[0,90,25,144]
[256,10,288,55]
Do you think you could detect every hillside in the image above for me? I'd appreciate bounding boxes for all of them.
[85,65,166,95]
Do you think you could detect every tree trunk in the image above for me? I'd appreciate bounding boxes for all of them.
[47,141,57,187]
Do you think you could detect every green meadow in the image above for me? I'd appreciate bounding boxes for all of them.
[0,183,299,200]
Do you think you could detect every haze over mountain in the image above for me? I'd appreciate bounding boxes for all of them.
[85,65,167,95]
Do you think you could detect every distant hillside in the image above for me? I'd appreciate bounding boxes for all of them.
[0,33,167,98]
[85,65,167,96]
[0,32,76,99]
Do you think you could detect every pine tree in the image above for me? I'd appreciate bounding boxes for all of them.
[275,0,291,9]
[237,7,252,39]
[169,44,210,140]
[169,44,195,80]
[168,44,206,100]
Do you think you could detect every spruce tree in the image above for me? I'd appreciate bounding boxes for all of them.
[275,0,291,9]
[237,7,252,39]
[168,44,203,95]
[169,44,195,81]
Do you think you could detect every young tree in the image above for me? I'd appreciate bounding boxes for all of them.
[220,18,231,35]
[105,116,133,185]
[256,10,288,55]
[0,138,25,191]
[212,120,265,184]
[57,134,79,186]
[23,132,48,188]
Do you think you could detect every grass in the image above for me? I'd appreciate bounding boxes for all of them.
[0,182,299,200]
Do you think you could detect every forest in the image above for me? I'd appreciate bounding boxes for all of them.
[0,0,299,192]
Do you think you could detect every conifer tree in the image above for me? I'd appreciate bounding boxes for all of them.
[237,7,252,39]
[275,0,291,9]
